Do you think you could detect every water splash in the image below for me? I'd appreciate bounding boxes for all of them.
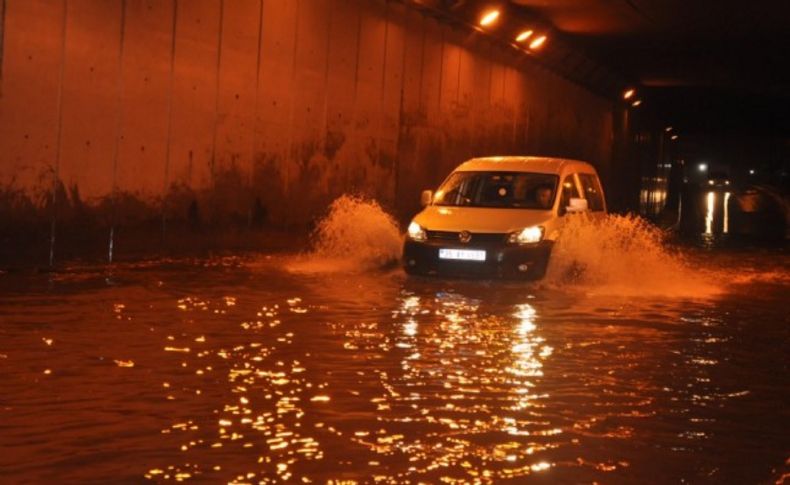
[286,195,402,273]
[544,214,721,298]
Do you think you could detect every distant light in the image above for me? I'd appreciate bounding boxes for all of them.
[516,29,534,42]
[708,180,714,185]
[671,134,678,140]
[698,163,708,172]
[749,169,755,175]
[529,35,547,49]
[665,126,673,132]
[479,9,500,26]
[631,99,642,107]
[725,180,730,185]
[623,89,635,100]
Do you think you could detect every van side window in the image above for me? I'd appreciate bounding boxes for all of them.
[558,174,580,216]
[578,173,605,211]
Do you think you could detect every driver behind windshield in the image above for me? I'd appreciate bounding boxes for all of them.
[434,172,557,209]
[535,185,554,209]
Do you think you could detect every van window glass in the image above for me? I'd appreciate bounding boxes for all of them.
[578,173,605,211]
[558,174,580,215]
[433,172,558,209]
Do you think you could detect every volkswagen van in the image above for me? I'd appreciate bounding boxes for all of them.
[402,156,606,279]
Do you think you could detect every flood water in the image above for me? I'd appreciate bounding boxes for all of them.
[1,204,789,483]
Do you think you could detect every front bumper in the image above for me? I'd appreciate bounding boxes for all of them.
[402,238,553,279]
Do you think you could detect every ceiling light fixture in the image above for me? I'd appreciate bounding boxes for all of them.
[529,35,547,49]
[631,99,642,107]
[623,89,635,100]
[516,29,533,42]
[480,9,500,27]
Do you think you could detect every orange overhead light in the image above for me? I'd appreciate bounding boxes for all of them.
[665,126,673,132]
[671,134,679,140]
[631,99,642,107]
[480,9,500,27]
[516,29,534,42]
[529,35,547,49]
[623,88,635,100]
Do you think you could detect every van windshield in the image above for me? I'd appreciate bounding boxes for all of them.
[433,171,558,209]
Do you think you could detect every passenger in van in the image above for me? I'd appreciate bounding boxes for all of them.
[535,185,554,209]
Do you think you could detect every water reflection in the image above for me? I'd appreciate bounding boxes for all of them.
[146,294,330,483]
[703,190,734,239]
[705,191,715,235]
[331,291,562,481]
[1,259,788,483]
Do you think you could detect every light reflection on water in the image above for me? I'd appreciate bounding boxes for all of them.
[0,255,788,483]
[704,190,733,238]
[705,191,716,235]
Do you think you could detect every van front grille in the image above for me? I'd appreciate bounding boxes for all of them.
[426,231,507,244]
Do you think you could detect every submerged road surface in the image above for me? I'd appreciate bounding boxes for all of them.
[0,248,788,483]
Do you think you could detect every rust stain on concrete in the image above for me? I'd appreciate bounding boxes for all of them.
[0,0,614,264]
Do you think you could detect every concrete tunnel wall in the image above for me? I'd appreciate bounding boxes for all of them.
[0,0,614,262]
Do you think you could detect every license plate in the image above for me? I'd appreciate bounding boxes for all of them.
[438,248,486,262]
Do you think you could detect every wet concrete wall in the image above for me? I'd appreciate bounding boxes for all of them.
[0,0,613,264]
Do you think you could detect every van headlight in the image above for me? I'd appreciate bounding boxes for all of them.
[407,221,427,242]
[508,226,544,244]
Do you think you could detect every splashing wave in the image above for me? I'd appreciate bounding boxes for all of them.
[286,195,402,274]
[544,214,721,298]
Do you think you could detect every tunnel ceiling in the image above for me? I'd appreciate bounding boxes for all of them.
[509,0,790,135]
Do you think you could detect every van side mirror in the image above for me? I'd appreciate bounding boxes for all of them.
[565,197,588,213]
[420,190,433,207]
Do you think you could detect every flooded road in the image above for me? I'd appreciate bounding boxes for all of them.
[1,247,788,484]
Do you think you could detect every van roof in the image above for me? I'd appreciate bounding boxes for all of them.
[454,156,598,175]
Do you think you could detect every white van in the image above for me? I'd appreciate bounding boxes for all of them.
[402,156,606,278]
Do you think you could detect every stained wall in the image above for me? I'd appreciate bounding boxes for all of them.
[0,0,614,262]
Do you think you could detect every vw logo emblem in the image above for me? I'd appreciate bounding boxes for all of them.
[458,231,472,243]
